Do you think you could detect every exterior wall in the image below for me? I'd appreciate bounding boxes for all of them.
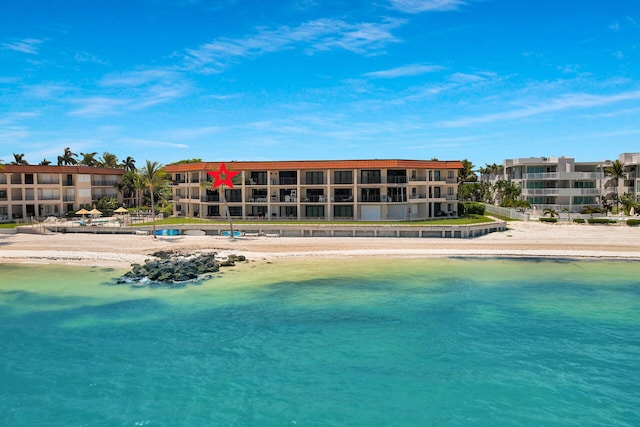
[165,160,462,221]
[0,166,125,221]
[618,153,640,202]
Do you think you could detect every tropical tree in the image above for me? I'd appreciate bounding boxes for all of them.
[39,158,52,165]
[117,171,138,207]
[543,208,558,218]
[495,180,523,207]
[140,160,167,238]
[100,152,119,168]
[458,159,477,184]
[121,156,137,172]
[57,147,78,165]
[604,160,625,212]
[80,152,99,167]
[561,207,572,221]
[11,153,28,165]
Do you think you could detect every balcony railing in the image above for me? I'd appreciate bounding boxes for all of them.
[359,195,381,202]
[63,196,75,202]
[38,180,60,185]
[278,177,297,185]
[92,181,118,186]
[333,195,354,202]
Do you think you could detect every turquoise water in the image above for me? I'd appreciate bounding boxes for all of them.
[1,258,639,426]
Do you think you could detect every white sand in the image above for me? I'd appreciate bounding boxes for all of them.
[1,220,639,268]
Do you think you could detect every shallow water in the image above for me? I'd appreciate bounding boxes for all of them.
[1,258,639,426]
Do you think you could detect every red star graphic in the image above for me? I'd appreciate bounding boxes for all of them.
[207,162,240,189]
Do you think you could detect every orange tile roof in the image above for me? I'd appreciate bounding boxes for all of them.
[0,165,126,175]
[165,159,464,172]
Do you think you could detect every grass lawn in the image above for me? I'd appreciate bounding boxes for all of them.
[132,214,495,227]
[0,222,18,228]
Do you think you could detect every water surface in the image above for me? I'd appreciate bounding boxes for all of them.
[1,258,639,426]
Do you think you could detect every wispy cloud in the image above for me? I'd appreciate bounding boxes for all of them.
[74,51,108,65]
[182,18,403,72]
[68,97,128,117]
[439,89,640,127]
[117,137,189,149]
[100,69,180,87]
[1,38,44,54]
[364,64,444,78]
[165,126,222,140]
[389,0,466,14]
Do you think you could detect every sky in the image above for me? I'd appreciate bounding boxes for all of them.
[1,0,639,168]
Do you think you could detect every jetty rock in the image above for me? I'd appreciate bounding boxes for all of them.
[119,250,247,286]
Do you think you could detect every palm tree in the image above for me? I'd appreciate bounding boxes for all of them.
[458,159,477,184]
[80,152,99,167]
[604,160,625,212]
[100,152,119,168]
[121,156,137,172]
[57,147,78,165]
[11,153,29,165]
[543,208,558,218]
[39,158,52,165]
[140,160,167,238]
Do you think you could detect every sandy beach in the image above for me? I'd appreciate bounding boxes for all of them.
[1,220,639,268]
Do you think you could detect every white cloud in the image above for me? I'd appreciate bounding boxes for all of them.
[166,126,222,140]
[389,0,466,14]
[439,89,640,127]
[74,52,108,65]
[100,69,179,87]
[68,97,129,117]
[117,137,189,149]
[182,18,404,72]
[1,38,44,54]
[364,63,444,78]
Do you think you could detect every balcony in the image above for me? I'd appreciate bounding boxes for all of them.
[302,195,327,203]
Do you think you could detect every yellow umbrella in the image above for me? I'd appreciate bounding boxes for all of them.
[89,208,102,216]
[114,207,128,214]
[75,208,90,215]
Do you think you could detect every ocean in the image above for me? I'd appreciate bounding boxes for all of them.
[1,258,639,426]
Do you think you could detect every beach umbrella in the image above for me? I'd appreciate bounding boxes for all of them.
[114,207,128,214]
[75,208,90,215]
[89,208,102,217]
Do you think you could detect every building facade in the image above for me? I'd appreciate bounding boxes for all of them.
[0,165,125,220]
[165,159,463,221]
[483,153,640,212]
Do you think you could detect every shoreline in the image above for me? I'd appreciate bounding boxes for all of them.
[1,221,639,268]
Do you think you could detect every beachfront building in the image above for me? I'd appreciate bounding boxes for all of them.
[0,165,125,221]
[165,159,463,221]
[484,156,604,212]
[483,153,640,212]
[614,152,640,202]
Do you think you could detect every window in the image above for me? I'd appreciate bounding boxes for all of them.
[279,206,297,217]
[573,181,595,189]
[433,171,441,181]
[360,170,381,184]
[448,170,454,179]
[305,171,324,185]
[279,171,297,185]
[250,171,267,185]
[228,206,243,217]
[305,206,324,218]
[207,206,220,216]
[334,188,352,202]
[78,189,91,198]
[573,196,595,204]
[333,170,353,184]
[361,188,380,202]
[225,189,242,203]
[25,174,34,185]
[78,174,90,183]
[334,205,353,218]
[447,187,454,195]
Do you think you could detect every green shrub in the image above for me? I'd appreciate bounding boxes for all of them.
[460,202,485,216]
[572,218,585,224]
[587,218,617,225]
[539,217,558,223]
[627,219,640,226]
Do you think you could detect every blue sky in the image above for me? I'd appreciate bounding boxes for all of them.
[1,0,639,168]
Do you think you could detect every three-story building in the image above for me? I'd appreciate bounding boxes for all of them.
[165,159,462,221]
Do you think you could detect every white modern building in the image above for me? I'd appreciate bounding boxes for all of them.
[483,153,640,212]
